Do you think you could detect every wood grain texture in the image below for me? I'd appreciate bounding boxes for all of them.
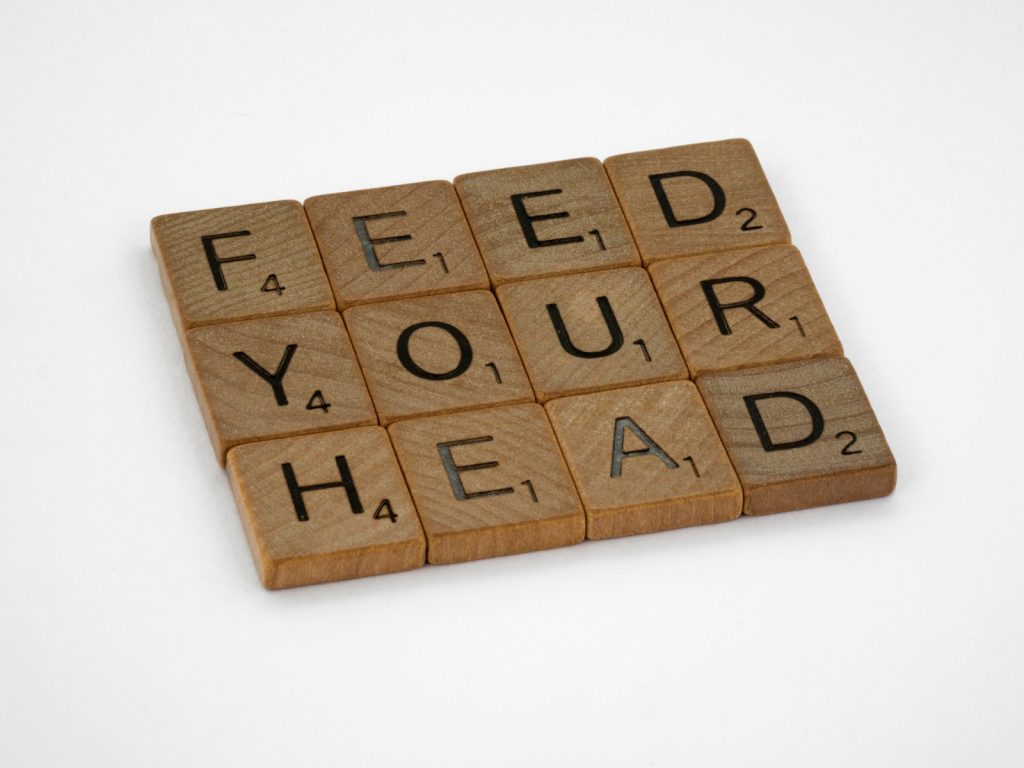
[343,290,533,425]
[697,357,896,516]
[151,200,334,335]
[496,267,688,401]
[304,181,490,309]
[545,381,742,539]
[454,157,640,285]
[648,244,843,377]
[226,427,426,589]
[388,403,584,564]
[604,139,790,264]
[184,311,377,464]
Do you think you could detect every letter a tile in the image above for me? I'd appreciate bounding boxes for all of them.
[305,181,490,309]
[697,357,896,515]
[496,267,688,401]
[185,311,376,463]
[388,404,584,564]
[226,427,426,589]
[546,381,742,539]
[151,200,334,335]
[648,244,843,377]
[455,157,640,285]
[605,139,790,264]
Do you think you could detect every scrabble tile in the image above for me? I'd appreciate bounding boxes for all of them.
[697,357,896,516]
[304,181,490,309]
[343,290,533,425]
[546,382,742,540]
[454,157,640,285]
[388,404,584,564]
[226,427,425,589]
[648,244,843,377]
[605,139,790,264]
[185,311,376,464]
[152,200,334,334]
[496,267,688,402]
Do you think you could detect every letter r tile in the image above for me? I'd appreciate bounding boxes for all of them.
[697,357,896,516]
[455,157,640,285]
[151,200,334,335]
[304,181,490,309]
[184,311,376,464]
[226,427,425,589]
[605,139,790,264]
[388,404,585,564]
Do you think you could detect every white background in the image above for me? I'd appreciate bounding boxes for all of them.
[1,1,1022,765]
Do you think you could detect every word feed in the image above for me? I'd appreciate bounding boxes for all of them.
[152,138,896,589]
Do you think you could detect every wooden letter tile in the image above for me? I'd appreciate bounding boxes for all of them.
[388,404,584,564]
[546,382,742,539]
[605,139,790,264]
[496,267,687,401]
[185,311,376,463]
[648,244,843,377]
[343,290,533,425]
[454,157,640,285]
[151,200,334,334]
[697,357,896,516]
[226,427,425,589]
[304,181,490,309]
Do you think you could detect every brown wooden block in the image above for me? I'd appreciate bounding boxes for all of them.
[604,139,790,264]
[226,427,425,589]
[545,381,742,539]
[697,357,896,516]
[648,244,843,377]
[343,290,533,425]
[496,267,688,402]
[388,404,584,564]
[151,200,334,334]
[304,181,490,309]
[454,157,640,285]
[185,311,376,464]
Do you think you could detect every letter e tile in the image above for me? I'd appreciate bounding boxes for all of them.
[388,404,584,564]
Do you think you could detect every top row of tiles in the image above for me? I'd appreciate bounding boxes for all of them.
[152,139,790,334]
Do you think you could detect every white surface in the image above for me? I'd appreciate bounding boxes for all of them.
[1,1,1022,765]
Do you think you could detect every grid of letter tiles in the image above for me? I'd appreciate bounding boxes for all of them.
[152,139,896,589]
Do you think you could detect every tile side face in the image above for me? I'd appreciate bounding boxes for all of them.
[305,181,489,308]
[226,427,426,589]
[649,244,843,376]
[152,200,335,333]
[388,404,585,564]
[455,157,640,284]
[605,139,790,263]
[697,357,896,515]
[546,381,742,539]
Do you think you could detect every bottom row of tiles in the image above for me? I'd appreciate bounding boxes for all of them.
[226,356,896,589]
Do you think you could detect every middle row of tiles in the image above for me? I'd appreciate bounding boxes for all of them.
[187,258,842,463]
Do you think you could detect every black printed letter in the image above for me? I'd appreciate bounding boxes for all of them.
[281,455,364,521]
[610,417,679,478]
[352,211,425,271]
[436,436,514,500]
[546,295,624,358]
[649,171,726,228]
[743,392,824,452]
[233,344,298,406]
[201,231,256,291]
[700,277,780,335]
[396,321,473,380]
[510,189,585,249]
